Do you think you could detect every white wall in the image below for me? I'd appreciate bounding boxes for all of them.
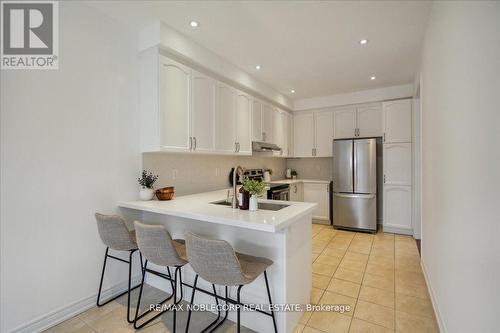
[419,2,500,332]
[0,2,142,332]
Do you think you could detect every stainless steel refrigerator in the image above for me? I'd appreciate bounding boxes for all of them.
[332,138,377,232]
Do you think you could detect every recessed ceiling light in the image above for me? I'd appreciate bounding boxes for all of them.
[189,21,199,28]
[290,89,296,94]
[359,39,368,45]
[255,65,261,70]
[370,76,376,80]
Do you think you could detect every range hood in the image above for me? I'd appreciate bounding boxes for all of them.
[252,141,282,152]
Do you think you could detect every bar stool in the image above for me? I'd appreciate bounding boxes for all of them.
[184,232,278,333]
[95,213,143,323]
[133,221,188,331]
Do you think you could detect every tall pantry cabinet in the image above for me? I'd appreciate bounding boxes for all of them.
[382,99,413,234]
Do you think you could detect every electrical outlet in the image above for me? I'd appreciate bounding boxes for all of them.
[172,169,178,180]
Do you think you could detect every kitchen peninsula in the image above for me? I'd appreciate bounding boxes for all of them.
[119,189,316,333]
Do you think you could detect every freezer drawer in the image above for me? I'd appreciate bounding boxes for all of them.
[333,193,377,231]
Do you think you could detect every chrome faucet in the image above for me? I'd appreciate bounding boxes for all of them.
[232,166,245,209]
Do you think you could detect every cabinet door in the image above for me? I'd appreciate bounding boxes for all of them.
[383,99,412,143]
[281,112,290,157]
[314,110,334,157]
[383,185,412,231]
[273,108,283,156]
[293,113,314,157]
[215,83,237,153]
[159,57,191,150]
[290,182,304,202]
[235,92,252,154]
[303,183,329,220]
[252,99,263,141]
[357,105,383,138]
[191,70,215,152]
[383,143,412,186]
[333,108,357,139]
[262,103,274,143]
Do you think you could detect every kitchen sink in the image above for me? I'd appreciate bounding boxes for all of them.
[210,200,289,211]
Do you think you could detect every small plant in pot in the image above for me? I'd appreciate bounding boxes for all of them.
[138,170,158,201]
[242,179,267,211]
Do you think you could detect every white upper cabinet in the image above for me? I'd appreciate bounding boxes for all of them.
[235,92,252,155]
[282,112,292,157]
[191,70,215,152]
[159,57,191,151]
[383,99,412,143]
[383,143,412,186]
[262,103,274,143]
[333,108,357,139]
[357,105,383,138]
[314,110,334,157]
[252,99,263,142]
[215,83,237,153]
[293,112,315,157]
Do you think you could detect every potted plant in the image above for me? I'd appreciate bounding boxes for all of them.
[138,170,158,201]
[243,179,267,211]
[291,170,298,179]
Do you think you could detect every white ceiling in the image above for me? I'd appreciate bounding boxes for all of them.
[90,1,431,100]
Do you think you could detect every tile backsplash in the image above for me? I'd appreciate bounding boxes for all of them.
[285,157,333,181]
[143,153,286,196]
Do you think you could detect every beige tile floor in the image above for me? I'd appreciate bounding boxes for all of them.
[45,224,439,333]
[296,224,440,333]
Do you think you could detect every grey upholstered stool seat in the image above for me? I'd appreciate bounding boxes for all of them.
[185,232,277,333]
[95,213,143,324]
[133,221,188,331]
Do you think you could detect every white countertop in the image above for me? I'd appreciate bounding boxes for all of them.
[118,189,316,233]
[268,179,331,185]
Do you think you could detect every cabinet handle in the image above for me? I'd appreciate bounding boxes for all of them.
[383,133,386,142]
[237,142,240,152]
[193,137,197,150]
[383,174,386,183]
[189,137,193,150]
[294,185,297,194]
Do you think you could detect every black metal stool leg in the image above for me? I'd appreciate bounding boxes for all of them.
[264,271,278,333]
[185,274,199,333]
[133,261,176,329]
[236,285,243,333]
[200,284,221,333]
[96,247,109,307]
[207,286,229,333]
[126,249,135,323]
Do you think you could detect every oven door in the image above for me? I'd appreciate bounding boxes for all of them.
[268,185,290,201]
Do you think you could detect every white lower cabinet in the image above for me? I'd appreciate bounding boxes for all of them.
[383,143,412,186]
[383,185,412,234]
[303,183,329,221]
[289,182,304,202]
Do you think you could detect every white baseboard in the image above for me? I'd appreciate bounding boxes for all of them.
[420,260,446,333]
[7,275,141,333]
[382,224,413,235]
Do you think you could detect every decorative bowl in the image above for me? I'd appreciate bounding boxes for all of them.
[155,186,175,201]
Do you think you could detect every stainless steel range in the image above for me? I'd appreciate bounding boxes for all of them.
[229,168,290,201]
